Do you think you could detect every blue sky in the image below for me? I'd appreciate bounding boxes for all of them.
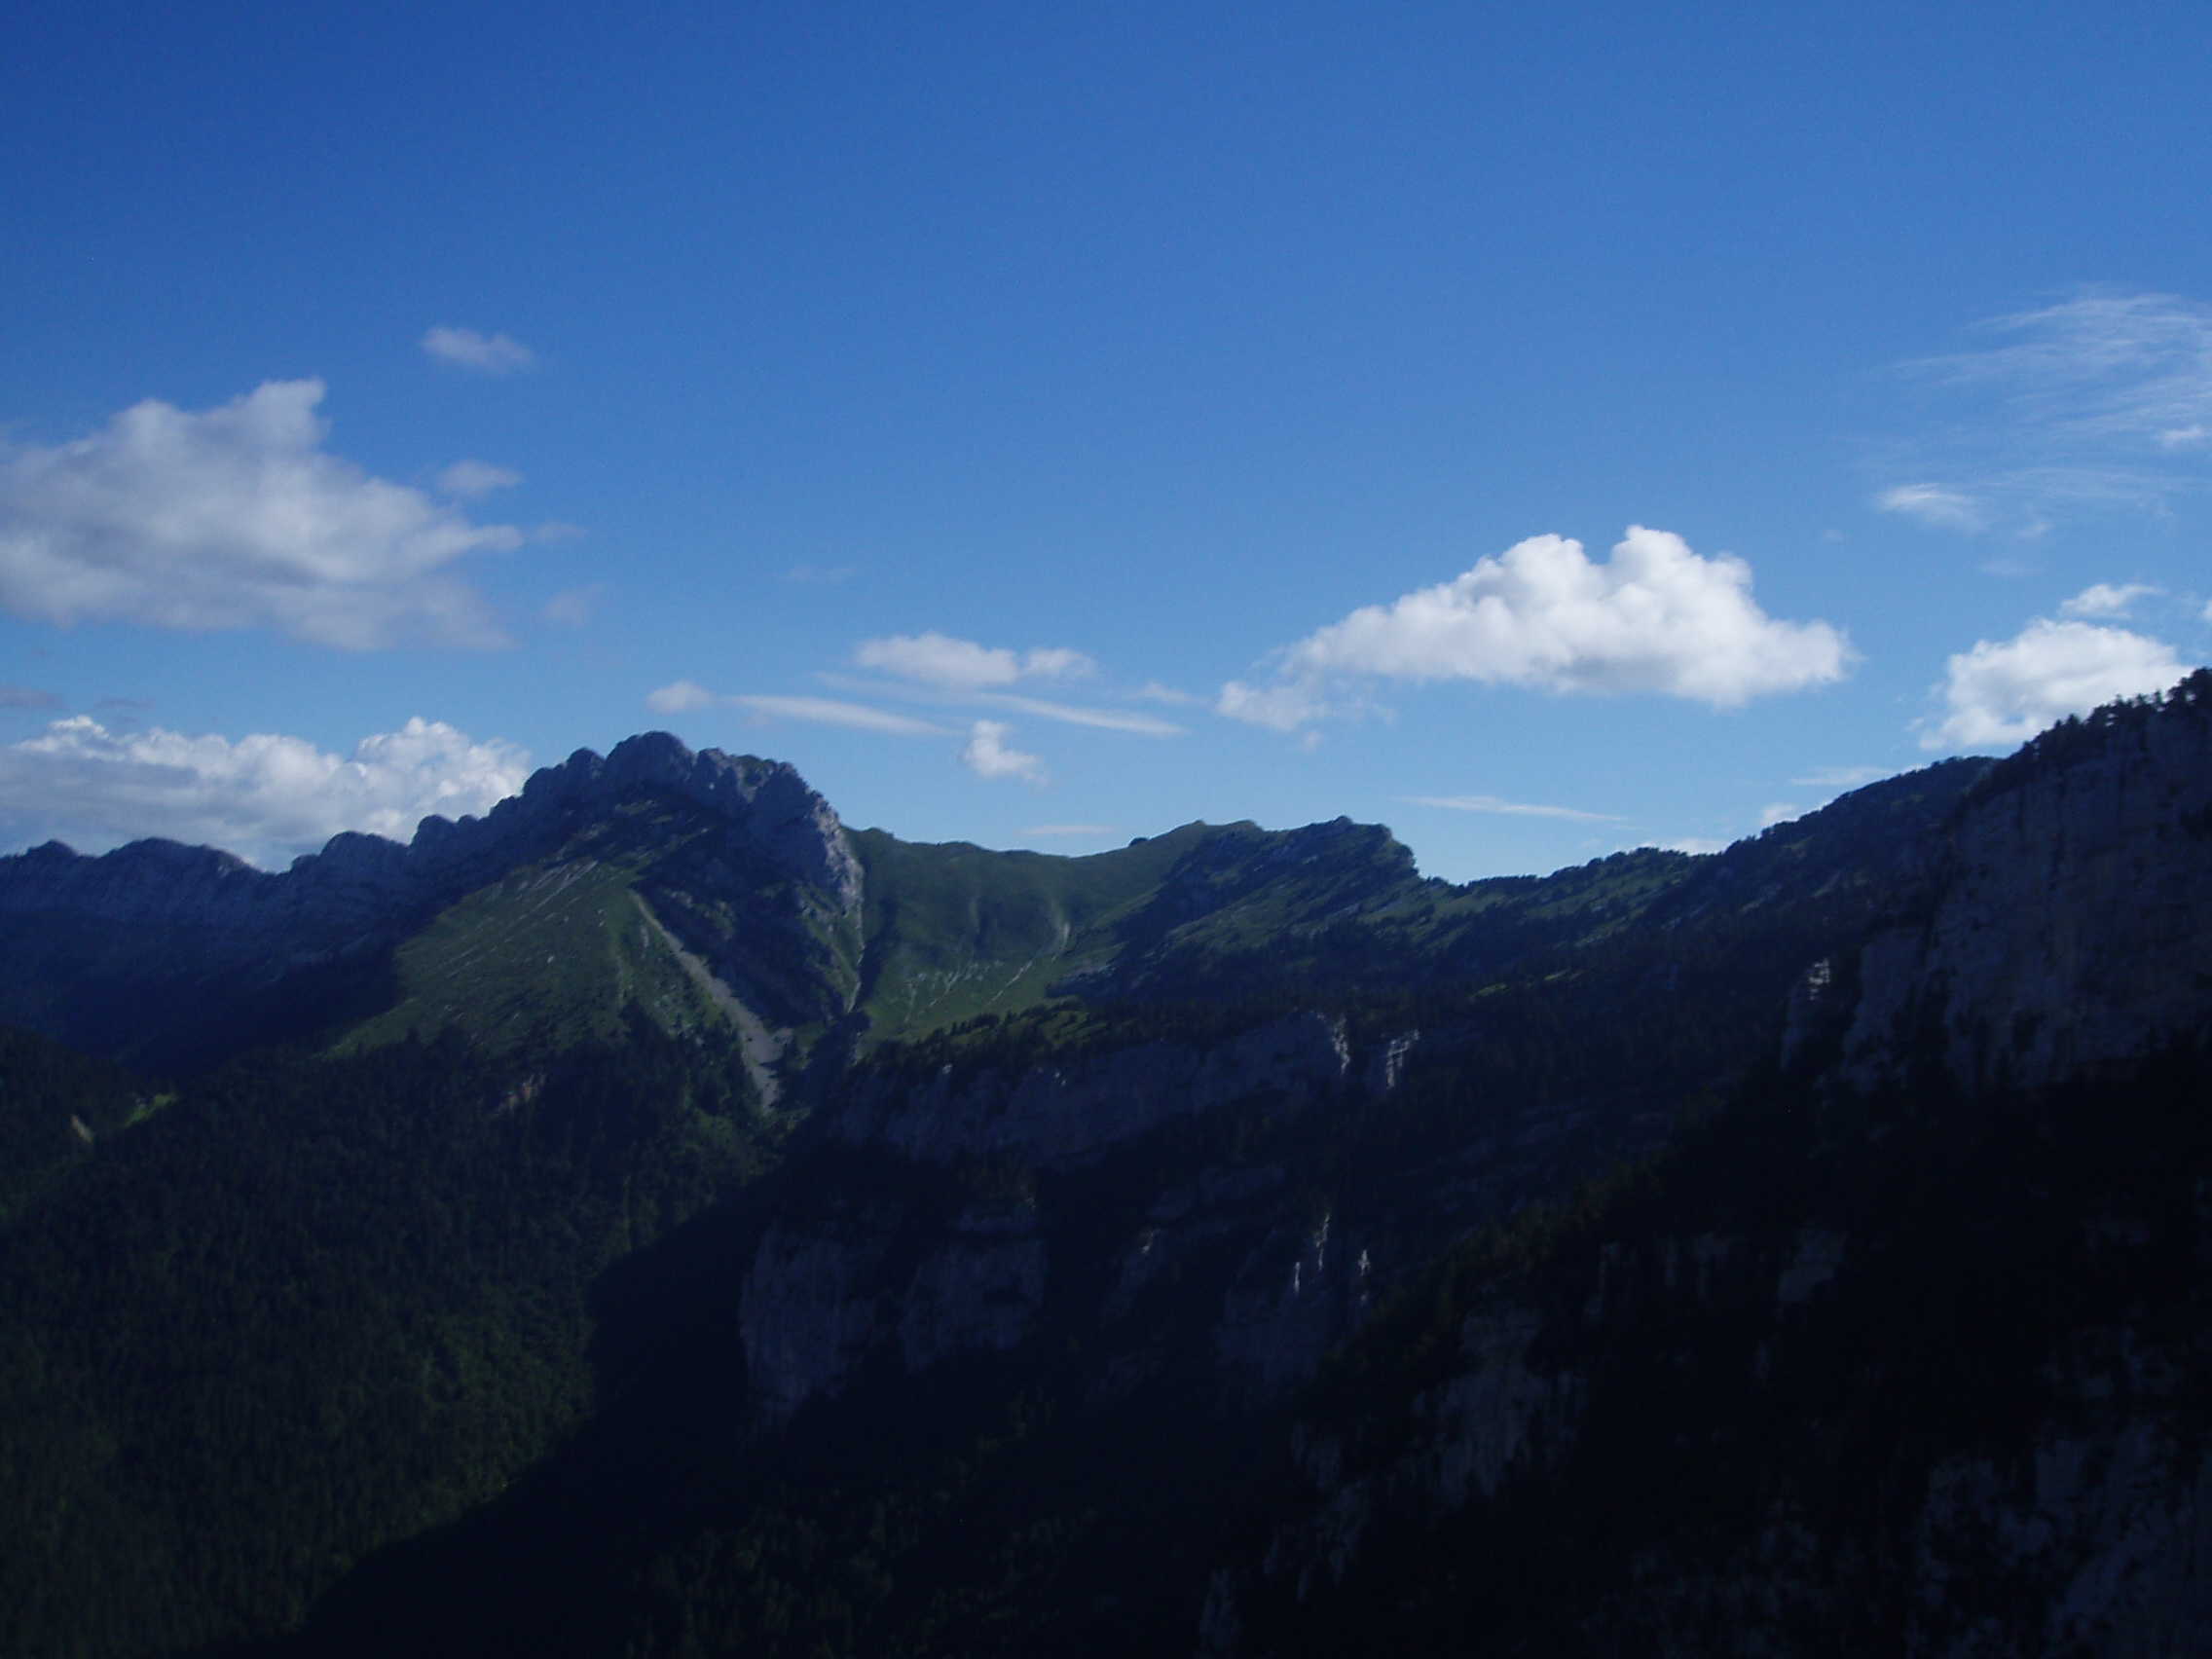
[4,0,2209,879]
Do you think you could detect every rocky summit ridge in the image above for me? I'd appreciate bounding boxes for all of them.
[3,731,858,929]
[0,732,862,1064]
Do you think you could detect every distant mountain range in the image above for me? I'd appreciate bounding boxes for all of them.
[2,675,2207,1655]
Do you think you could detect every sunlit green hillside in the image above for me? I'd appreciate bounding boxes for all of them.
[847,821,1213,1041]
[335,855,727,1055]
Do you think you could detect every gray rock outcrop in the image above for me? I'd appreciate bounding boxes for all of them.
[1843,682,2212,1092]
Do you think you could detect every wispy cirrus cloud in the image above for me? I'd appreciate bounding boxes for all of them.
[854,632,1095,691]
[1878,290,2212,535]
[737,695,953,735]
[1789,764,1889,789]
[541,584,606,628]
[644,681,954,735]
[672,635,1169,788]
[1396,793,1624,823]
[422,325,535,375]
[820,645,1186,737]
[1876,484,1986,533]
[435,459,522,498]
[977,693,1183,735]
[644,680,717,714]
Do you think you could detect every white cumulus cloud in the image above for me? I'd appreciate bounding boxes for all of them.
[1919,617,2193,752]
[0,716,529,866]
[421,326,535,374]
[960,719,1045,783]
[2059,581,2158,619]
[1220,527,1850,728]
[0,380,523,648]
[854,632,1096,690]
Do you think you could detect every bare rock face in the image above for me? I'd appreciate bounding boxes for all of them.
[557,732,864,914]
[896,1201,1048,1374]
[1913,1425,2212,1657]
[738,1204,903,1425]
[737,1014,1431,1426]
[738,1197,1048,1426]
[827,1012,1355,1170]
[1842,679,2212,1092]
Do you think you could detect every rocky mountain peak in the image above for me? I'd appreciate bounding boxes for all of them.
[0,732,866,1061]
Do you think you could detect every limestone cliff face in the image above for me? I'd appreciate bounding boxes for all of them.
[1202,686,2212,1656]
[739,1196,1048,1425]
[825,1012,1354,1170]
[537,731,863,915]
[738,1013,1426,1425]
[733,998,1668,1429]
[1216,1193,2212,1657]
[734,947,1761,1429]
[1842,679,2212,1092]
[738,1013,1362,1433]
[1233,1229,1812,1635]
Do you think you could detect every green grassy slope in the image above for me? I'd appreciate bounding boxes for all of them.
[325,793,862,1071]
[336,855,726,1055]
[848,822,1215,1042]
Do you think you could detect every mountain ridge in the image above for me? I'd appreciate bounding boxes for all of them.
[0,726,1999,1076]
[2,679,2208,1655]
